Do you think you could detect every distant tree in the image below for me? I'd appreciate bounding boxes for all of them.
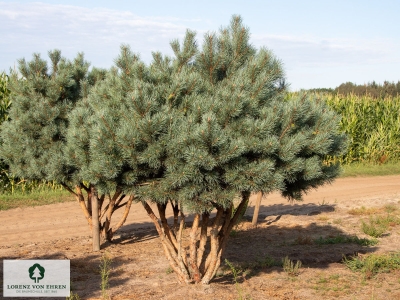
[0,51,129,251]
[335,80,400,98]
[75,16,348,283]
[302,88,334,94]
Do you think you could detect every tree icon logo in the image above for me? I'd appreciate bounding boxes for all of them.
[29,263,45,283]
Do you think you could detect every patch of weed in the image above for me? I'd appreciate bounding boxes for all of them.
[293,235,313,245]
[314,235,378,246]
[348,206,379,216]
[330,274,340,280]
[317,215,329,222]
[225,259,245,300]
[282,256,302,276]
[317,277,328,284]
[230,229,239,237]
[66,292,81,300]
[344,252,400,279]
[361,220,387,238]
[361,215,400,237]
[100,253,112,300]
[318,199,330,206]
[254,255,278,268]
[332,218,343,225]
[242,255,280,271]
[384,204,398,213]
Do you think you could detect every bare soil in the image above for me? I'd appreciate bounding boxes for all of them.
[1,175,400,300]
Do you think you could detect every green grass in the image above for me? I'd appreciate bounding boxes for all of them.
[66,291,81,300]
[314,235,378,246]
[282,256,302,276]
[340,161,400,177]
[0,190,74,210]
[361,215,400,238]
[344,252,400,279]
[100,253,112,300]
[225,259,245,300]
[348,206,380,216]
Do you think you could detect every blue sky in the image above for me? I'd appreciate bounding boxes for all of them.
[1,0,399,90]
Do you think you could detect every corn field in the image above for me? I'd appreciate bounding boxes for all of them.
[299,93,400,164]
[0,72,12,193]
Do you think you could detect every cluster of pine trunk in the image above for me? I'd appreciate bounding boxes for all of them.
[62,183,134,250]
[142,192,250,284]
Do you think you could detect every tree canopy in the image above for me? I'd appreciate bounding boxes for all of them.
[1,15,348,283]
[71,16,347,208]
[0,50,92,184]
[65,15,347,283]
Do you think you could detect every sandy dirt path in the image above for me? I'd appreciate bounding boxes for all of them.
[1,175,399,247]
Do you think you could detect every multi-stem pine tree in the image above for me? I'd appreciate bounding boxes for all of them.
[75,15,347,283]
[0,51,131,249]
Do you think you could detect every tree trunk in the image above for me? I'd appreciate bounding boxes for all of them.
[102,189,122,241]
[91,185,100,251]
[251,192,263,227]
[170,200,180,235]
[63,183,133,246]
[107,194,134,241]
[143,192,251,284]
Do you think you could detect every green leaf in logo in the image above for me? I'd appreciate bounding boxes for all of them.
[29,263,45,283]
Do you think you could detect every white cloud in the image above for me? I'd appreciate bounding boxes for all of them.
[1,2,398,89]
[0,2,201,69]
[252,33,399,68]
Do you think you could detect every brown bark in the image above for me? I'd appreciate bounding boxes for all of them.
[62,183,93,228]
[176,211,190,279]
[98,194,105,213]
[218,205,233,242]
[91,185,100,251]
[225,191,250,237]
[197,212,209,270]
[251,192,263,227]
[202,207,224,284]
[114,193,126,208]
[189,213,201,283]
[144,193,251,284]
[61,184,90,223]
[142,201,190,283]
[157,203,178,251]
[170,199,180,234]
[205,192,250,283]
[102,189,122,241]
[79,183,92,214]
[109,195,134,240]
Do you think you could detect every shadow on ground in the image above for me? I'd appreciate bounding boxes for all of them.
[214,218,377,284]
[245,202,336,219]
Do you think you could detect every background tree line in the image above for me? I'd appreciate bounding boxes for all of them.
[305,80,400,98]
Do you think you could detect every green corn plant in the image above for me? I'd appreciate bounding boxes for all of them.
[0,72,11,191]
[0,72,11,123]
[290,92,400,164]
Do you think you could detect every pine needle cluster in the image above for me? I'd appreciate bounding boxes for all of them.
[65,16,347,213]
